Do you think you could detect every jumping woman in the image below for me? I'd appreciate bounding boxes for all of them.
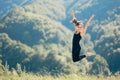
[71,10,94,62]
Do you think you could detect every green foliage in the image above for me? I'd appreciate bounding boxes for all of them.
[0,72,120,80]
[3,61,10,75]
[0,4,77,75]
[23,0,66,21]
[0,55,4,75]
[81,34,95,54]
[0,33,35,70]
[16,63,22,77]
[93,13,120,73]
[90,55,111,75]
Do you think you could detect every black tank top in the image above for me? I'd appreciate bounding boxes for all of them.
[72,33,82,45]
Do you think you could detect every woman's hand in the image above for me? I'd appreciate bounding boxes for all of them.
[71,10,75,18]
[71,10,77,23]
[90,14,95,21]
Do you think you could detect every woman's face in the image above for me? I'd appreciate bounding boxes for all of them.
[78,24,83,29]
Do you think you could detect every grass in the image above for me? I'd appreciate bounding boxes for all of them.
[0,73,120,80]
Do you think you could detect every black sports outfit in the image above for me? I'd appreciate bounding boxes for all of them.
[72,33,86,62]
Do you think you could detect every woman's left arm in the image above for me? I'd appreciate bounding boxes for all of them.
[84,14,95,34]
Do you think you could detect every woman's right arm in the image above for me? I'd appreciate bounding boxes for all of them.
[71,10,78,32]
[71,10,78,23]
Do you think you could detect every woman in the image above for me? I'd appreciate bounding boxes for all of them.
[71,10,94,62]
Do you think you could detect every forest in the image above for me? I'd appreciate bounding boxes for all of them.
[0,0,120,79]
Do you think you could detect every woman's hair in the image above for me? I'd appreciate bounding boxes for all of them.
[72,18,77,24]
[72,18,83,26]
[76,21,83,26]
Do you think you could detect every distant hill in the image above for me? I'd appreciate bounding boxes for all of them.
[0,0,28,16]
[0,6,74,74]
[0,0,66,21]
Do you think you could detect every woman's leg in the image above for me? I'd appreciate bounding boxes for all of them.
[72,44,86,62]
[72,52,86,62]
[72,44,81,62]
[78,45,86,61]
[79,55,86,60]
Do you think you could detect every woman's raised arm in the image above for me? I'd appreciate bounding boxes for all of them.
[84,14,95,33]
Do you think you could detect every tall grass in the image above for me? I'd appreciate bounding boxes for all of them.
[0,72,120,80]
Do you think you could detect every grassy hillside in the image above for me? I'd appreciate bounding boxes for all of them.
[0,73,120,80]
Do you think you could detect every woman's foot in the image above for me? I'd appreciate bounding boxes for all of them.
[85,52,93,57]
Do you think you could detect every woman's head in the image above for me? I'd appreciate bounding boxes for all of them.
[76,21,83,27]
[72,18,77,23]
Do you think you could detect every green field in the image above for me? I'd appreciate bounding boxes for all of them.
[0,73,119,80]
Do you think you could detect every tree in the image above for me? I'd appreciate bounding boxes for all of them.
[89,55,111,76]
[0,55,4,74]
[16,63,22,77]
